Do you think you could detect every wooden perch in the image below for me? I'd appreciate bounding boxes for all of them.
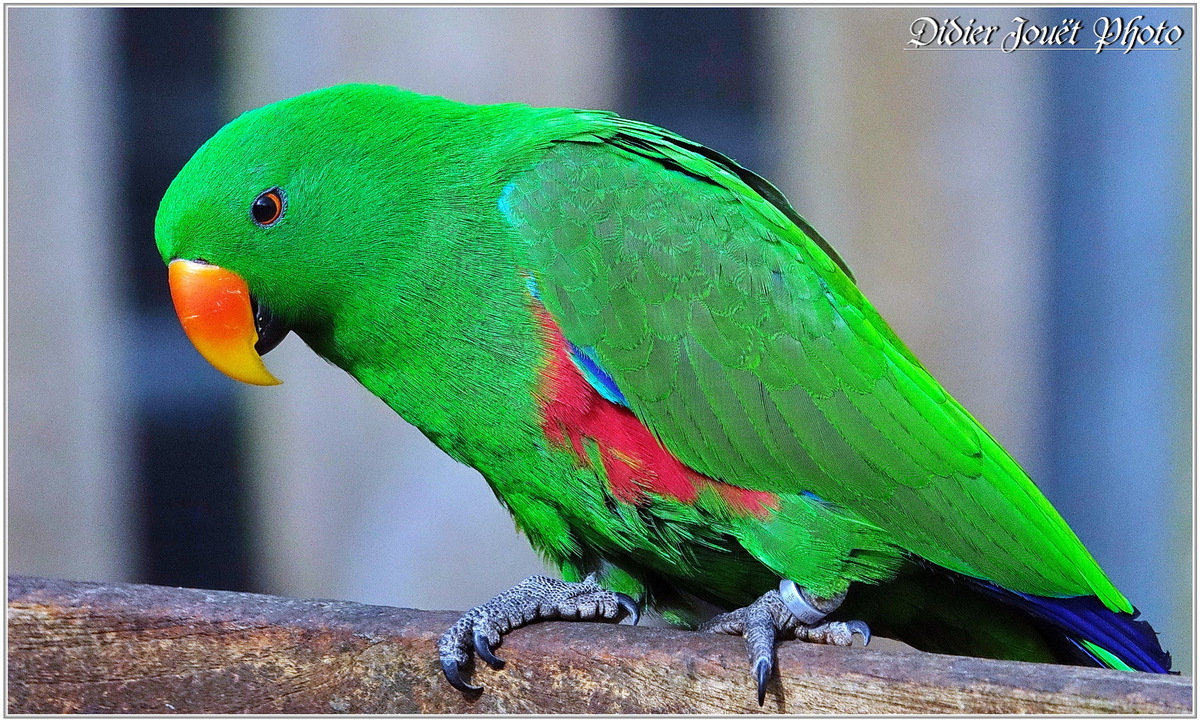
[7,575,1191,714]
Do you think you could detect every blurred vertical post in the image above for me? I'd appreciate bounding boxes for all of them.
[222,7,618,610]
[1042,6,1192,673]
[8,8,135,581]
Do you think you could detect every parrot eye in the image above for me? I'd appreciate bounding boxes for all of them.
[251,188,285,227]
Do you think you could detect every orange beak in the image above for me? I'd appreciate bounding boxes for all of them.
[168,259,282,386]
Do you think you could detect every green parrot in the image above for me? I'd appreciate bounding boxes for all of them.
[156,84,1172,703]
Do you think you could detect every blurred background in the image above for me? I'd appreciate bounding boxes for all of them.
[8,7,1193,673]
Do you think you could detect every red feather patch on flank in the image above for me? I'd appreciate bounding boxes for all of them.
[532,305,777,519]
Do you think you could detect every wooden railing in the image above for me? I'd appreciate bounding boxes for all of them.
[7,575,1191,714]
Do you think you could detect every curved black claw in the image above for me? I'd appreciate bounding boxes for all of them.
[753,656,771,707]
[474,628,505,669]
[848,620,871,646]
[616,592,641,626]
[441,657,482,695]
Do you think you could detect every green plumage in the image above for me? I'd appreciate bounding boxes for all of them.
[155,84,1167,673]
[504,123,1123,608]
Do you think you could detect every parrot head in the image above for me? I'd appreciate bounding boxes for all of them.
[155,84,451,386]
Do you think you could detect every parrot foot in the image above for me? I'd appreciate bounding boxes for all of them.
[698,587,869,706]
[437,573,639,695]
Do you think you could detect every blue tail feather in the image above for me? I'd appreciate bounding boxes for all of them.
[968,579,1173,674]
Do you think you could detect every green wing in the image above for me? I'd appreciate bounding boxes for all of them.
[502,115,1128,612]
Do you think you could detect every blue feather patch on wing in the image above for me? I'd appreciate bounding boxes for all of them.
[523,272,628,407]
[498,181,518,223]
[567,343,629,407]
[524,274,542,301]
[800,490,836,509]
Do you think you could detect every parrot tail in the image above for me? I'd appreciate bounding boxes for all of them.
[965,578,1174,674]
[842,566,1174,674]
